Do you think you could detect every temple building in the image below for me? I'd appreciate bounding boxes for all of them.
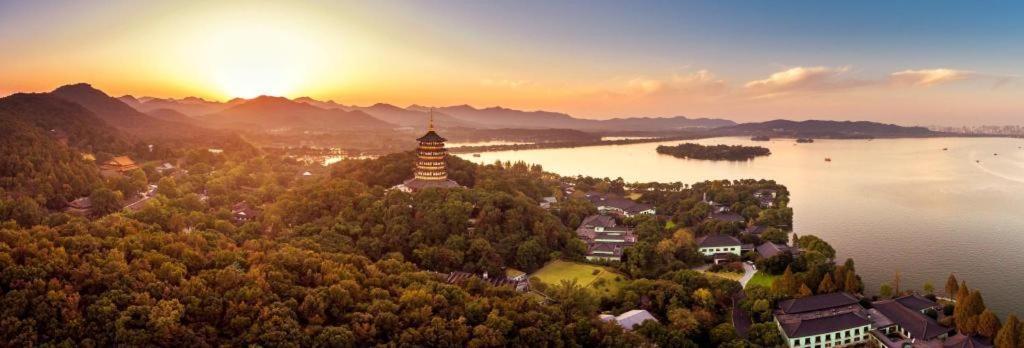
[99,156,139,178]
[394,111,462,192]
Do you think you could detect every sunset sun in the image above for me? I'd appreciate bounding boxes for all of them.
[199,21,322,99]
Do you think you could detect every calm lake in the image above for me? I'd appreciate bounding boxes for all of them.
[457,136,1024,315]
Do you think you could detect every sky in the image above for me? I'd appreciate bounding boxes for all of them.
[1,0,1022,126]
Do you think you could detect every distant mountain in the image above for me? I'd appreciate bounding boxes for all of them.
[120,95,236,116]
[0,93,130,154]
[146,108,196,124]
[433,104,736,131]
[718,119,935,138]
[294,97,353,111]
[50,83,233,142]
[351,103,480,129]
[202,96,395,131]
[51,83,171,130]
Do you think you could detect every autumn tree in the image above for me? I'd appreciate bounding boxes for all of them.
[994,314,1020,348]
[976,310,1001,339]
[817,275,837,294]
[945,274,959,298]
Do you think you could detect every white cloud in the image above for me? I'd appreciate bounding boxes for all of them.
[744,66,868,98]
[889,68,974,87]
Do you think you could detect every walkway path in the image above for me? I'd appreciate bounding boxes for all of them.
[737,262,756,287]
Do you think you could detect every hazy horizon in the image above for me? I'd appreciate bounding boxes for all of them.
[2,0,1023,126]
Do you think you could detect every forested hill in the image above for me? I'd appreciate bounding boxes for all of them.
[50,83,238,143]
[0,93,130,155]
[717,119,936,138]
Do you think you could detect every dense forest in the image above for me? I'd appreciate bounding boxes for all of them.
[2,89,1018,347]
[655,143,771,161]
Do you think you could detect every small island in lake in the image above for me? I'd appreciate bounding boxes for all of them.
[796,138,814,143]
[656,143,771,161]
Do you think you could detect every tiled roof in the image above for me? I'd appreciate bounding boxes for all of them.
[894,294,939,312]
[756,242,794,258]
[779,311,870,338]
[709,212,744,222]
[943,334,993,348]
[696,234,741,248]
[580,215,616,228]
[871,299,949,340]
[777,292,861,314]
[585,192,653,214]
[416,130,446,142]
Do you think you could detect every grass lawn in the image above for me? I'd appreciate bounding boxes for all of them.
[745,271,778,289]
[532,260,626,297]
[704,271,743,282]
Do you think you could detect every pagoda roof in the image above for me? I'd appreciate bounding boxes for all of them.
[417,130,447,142]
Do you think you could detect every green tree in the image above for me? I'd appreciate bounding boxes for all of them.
[90,187,123,216]
[923,281,935,295]
[879,283,893,299]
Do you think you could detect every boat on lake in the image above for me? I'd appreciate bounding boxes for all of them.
[796,138,814,143]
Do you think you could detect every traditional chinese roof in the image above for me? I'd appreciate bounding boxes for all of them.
[417,130,446,142]
[756,242,795,258]
[778,311,870,338]
[107,156,136,166]
[580,215,617,229]
[944,334,993,348]
[696,234,742,248]
[777,292,860,314]
[871,299,949,340]
[894,294,939,312]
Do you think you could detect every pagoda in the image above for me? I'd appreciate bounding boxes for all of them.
[394,110,462,192]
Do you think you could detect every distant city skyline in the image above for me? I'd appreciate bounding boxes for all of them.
[1,0,1022,126]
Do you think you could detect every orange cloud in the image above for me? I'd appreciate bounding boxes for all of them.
[890,68,974,87]
[743,66,868,98]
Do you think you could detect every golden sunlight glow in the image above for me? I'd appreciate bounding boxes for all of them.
[194,14,327,99]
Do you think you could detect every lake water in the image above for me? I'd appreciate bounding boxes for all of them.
[456,137,1024,315]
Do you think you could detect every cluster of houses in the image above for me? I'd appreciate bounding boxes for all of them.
[772,292,987,348]
[575,215,636,261]
[583,192,656,218]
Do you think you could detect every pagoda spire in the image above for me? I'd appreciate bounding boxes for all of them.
[428,108,435,130]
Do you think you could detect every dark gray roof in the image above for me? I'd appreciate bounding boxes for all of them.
[756,242,794,258]
[743,225,768,235]
[585,192,653,214]
[944,334,993,348]
[580,215,616,228]
[779,311,870,338]
[872,299,949,340]
[777,292,860,314]
[894,294,939,312]
[697,234,741,248]
[709,212,744,222]
[416,130,446,142]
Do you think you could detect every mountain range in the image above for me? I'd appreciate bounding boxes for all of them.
[717,119,935,138]
[116,91,738,132]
